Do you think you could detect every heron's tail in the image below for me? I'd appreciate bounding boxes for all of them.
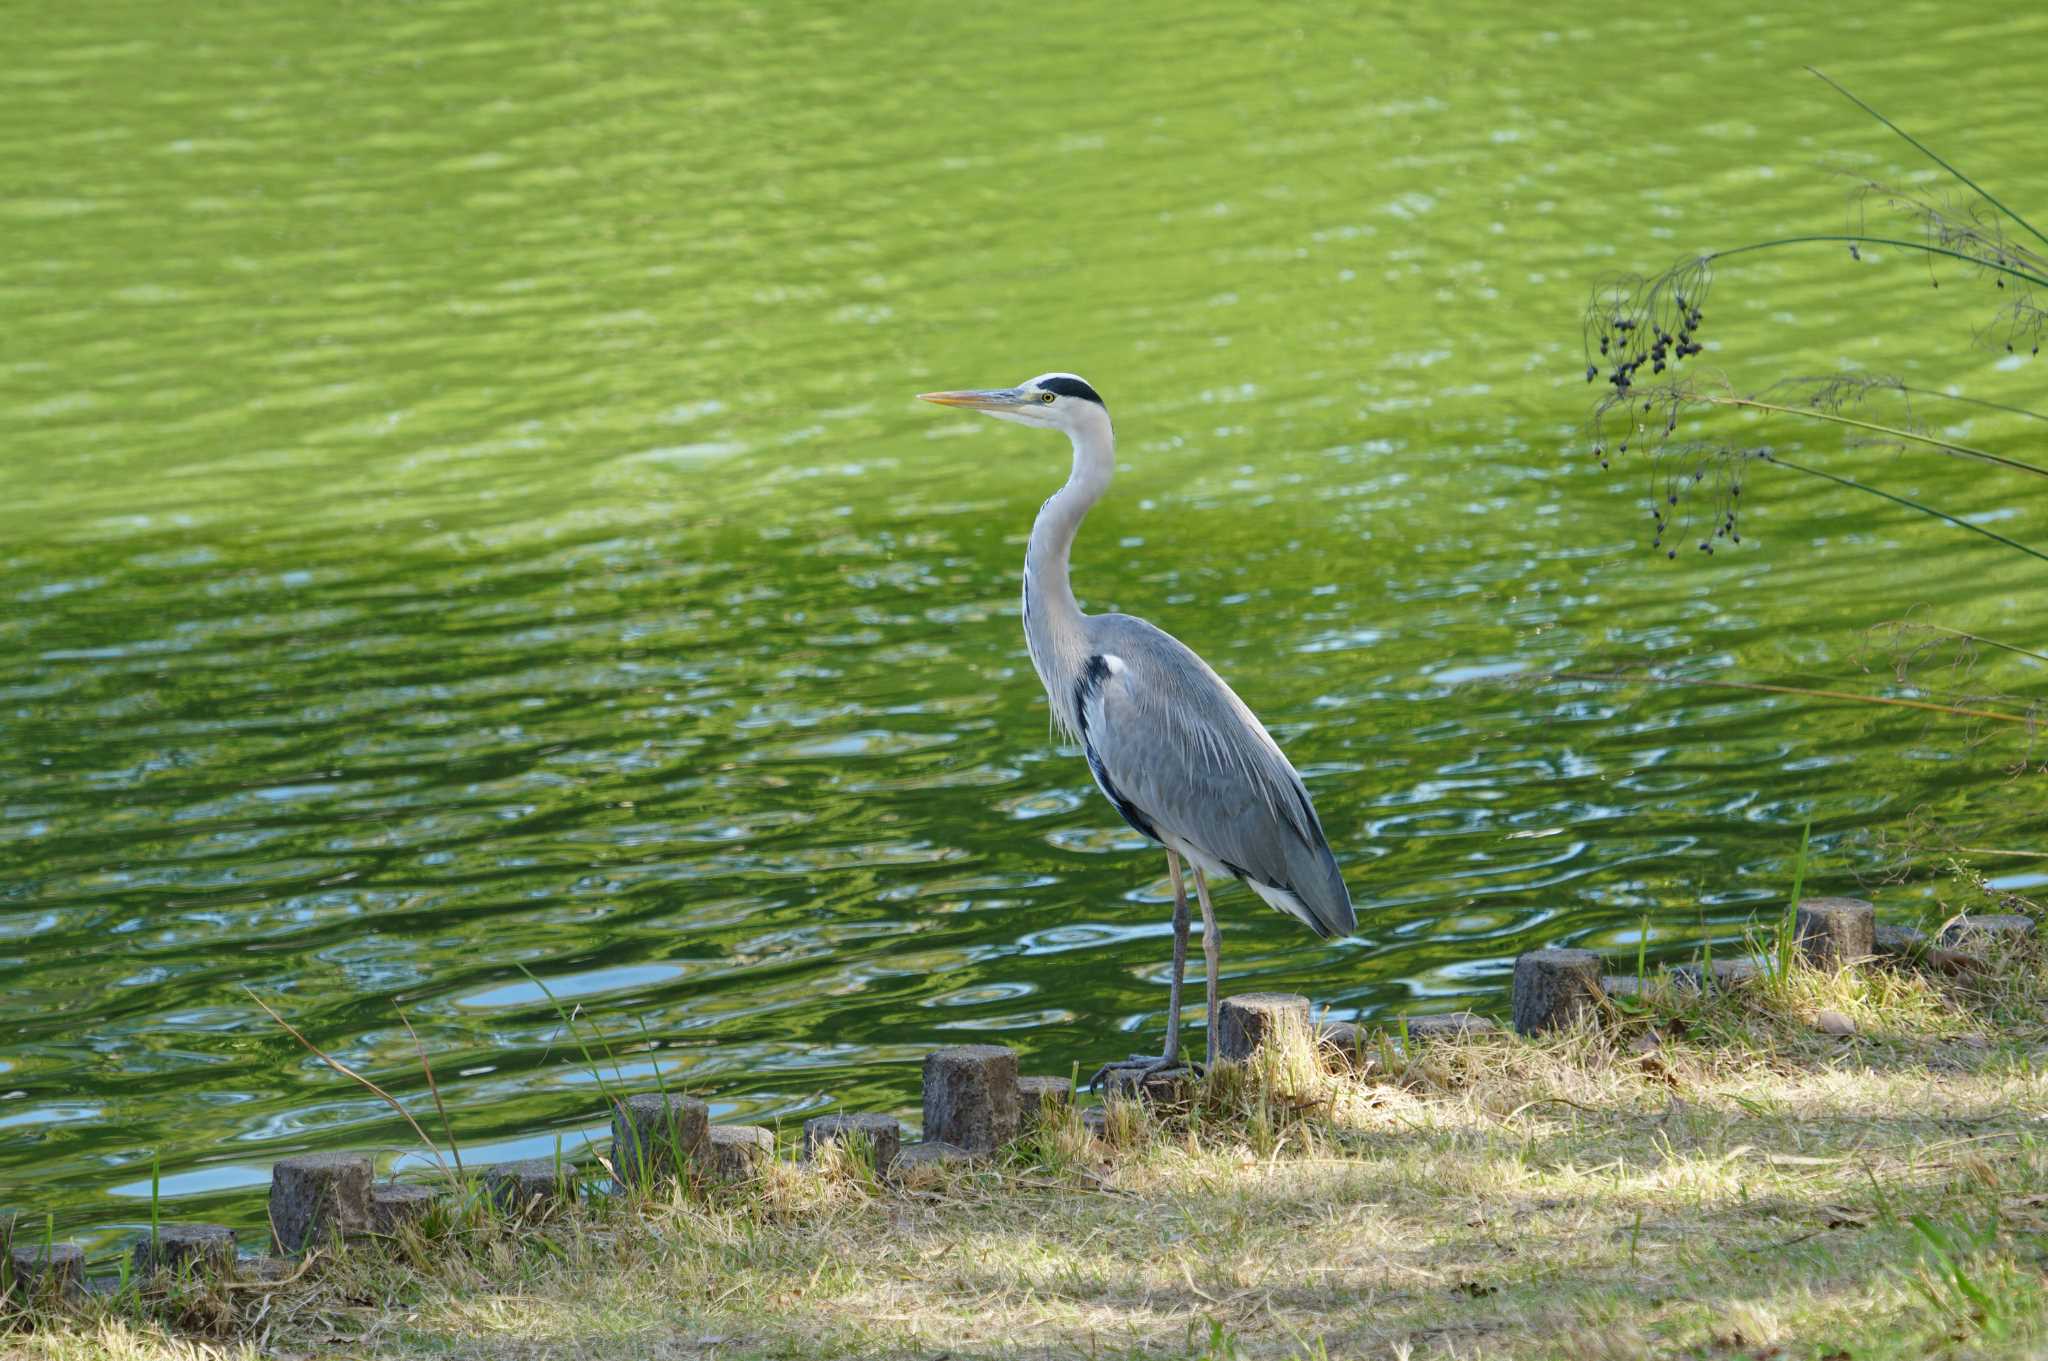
[1250,838,1355,941]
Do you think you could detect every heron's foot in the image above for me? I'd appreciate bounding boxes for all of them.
[1086,1053,1203,1099]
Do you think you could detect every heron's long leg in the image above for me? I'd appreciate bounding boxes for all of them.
[1162,850,1189,1066]
[1193,866,1220,1065]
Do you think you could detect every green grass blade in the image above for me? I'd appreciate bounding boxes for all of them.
[515,964,621,1097]
[1778,821,1811,980]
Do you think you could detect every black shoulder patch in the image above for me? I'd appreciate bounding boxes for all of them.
[1071,654,1159,843]
[1090,748,1162,844]
[1037,375,1105,406]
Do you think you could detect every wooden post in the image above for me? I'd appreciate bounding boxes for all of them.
[7,1241,83,1297]
[132,1224,236,1281]
[1321,1012,1497,1069]
[369,1184,437,1235]
[1015,1076,1071,1131]
[1404,1013,1496,1043]
[802,1114,901,1175]
[1671,956,1762,992]
[707,1125,775,1183]
[1940,914,2036,948]
[891,1142,971,1180]
[483,1158,578,1214]
[921,1045,1021,1155]
[269,1152,373,1254]
[1794,897,1876,968]
[1317,1019,1368,1066]
[1510,949,1604,1034]
[611,1093,710,1191]
[1215,993,1311,1062]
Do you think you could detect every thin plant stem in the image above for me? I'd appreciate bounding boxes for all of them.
[1554,671,2034,726]
[1770,455,2048,565]
[516,965,625,1095]
[1708,236,2048,290]
[397,1006,462,1176]
[1894,386,2048,426]
[1693,394,2048,480]
[1877,621,2048,668]
[1777,821,1812,981]
[1806,67,2048,251]
[244,987,453,1178]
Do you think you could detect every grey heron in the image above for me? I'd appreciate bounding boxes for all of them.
[918,373,1355,1085]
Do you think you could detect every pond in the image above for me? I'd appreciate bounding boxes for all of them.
[3,0,2042,1251]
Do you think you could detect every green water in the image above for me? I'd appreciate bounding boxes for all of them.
[3,1,2043,1253]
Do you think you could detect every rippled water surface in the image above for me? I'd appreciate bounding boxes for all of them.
[4,1,2044,1249]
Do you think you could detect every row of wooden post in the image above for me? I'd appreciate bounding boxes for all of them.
[5,900,2029,1296]
[1509,899,2034,1033]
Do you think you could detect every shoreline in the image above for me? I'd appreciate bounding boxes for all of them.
[6,907,2045,1359]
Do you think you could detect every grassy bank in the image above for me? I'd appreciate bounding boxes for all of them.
[8,930,2047,1361]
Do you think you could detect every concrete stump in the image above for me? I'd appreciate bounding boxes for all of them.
[707,1124,775,1183]
[1876,923,1986,977]
[802,1114,901,1175]
[1322,1011,1497,1069]
[890,1141,971,1180]
[611,1092,710,1190]
[132,1223,236,1281]
[1600,974,1645,999]
[921,1045,1021,1155]
[1404,1012,1496,1043]
[269,1151,373,1254]
[7,1242,83,1296]
[482,1159,578,1214]
[1670,956,1764,992]
[369,1183,437,1235]
[1940,914,2037,948]
[1101,1065,1195,1104]
[1215,993,1312,1062]
[1795,897,1876,969]
[1318,1020,1372,1069]
[1079,1107,1108,1138]
[241,1255,298,1283]
[1511,949,1605,1034]
[1875,923,1927,958]
[1015,1076,1071,1130]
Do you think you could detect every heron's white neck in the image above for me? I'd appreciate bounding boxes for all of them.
[1022,405,1114,728]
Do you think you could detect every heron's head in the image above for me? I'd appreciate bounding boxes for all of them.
[917,372,1109,434]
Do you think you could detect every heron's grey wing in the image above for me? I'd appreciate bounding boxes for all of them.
[1073,617,1355,940]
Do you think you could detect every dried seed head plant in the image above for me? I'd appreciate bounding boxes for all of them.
[1575,69,2048,569]
[1551,69,2047,802]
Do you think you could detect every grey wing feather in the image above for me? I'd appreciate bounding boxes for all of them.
[1074,614,1355,940]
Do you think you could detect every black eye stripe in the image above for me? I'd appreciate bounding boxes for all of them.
[1035,375,1105,406]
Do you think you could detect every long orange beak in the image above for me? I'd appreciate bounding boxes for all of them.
[917,388,1023,411]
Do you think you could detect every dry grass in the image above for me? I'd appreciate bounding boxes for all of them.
[6,938,2047,1361]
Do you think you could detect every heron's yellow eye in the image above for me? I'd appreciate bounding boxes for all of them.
[1038,392,1056,404]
